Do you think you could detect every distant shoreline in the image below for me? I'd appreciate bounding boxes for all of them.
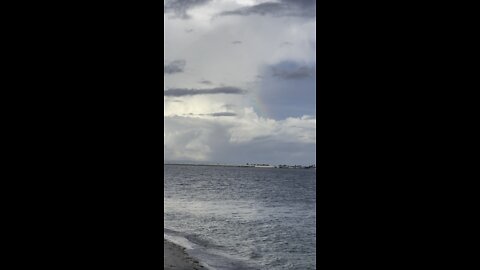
[164,163,316,169]
[164,163,240,167]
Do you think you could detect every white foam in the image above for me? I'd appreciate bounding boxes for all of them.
[164,233,196,250]
[164,231,256,270]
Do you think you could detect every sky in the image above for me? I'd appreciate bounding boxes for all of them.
[164,0,316,165]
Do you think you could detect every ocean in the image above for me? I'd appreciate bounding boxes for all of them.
[164,164,316,270]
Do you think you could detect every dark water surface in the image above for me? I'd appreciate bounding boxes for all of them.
[164,165,316,270]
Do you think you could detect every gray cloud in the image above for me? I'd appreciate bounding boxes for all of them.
[199,80,213,85]
[219,0,316,18]
[272,65,315,80]
[232,41,242,45]
[164,0,211,19]
[164,60,186,74]
[164,87,246,97]
[209,112,237,117]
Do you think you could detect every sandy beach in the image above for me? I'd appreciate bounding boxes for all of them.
[164,239,205,270]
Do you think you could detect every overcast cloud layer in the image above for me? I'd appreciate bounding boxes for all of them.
[164,0,316,165]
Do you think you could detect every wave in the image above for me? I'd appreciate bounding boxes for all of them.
[164,227,259,270]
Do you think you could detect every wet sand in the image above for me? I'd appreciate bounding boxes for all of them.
[164,239,205,270]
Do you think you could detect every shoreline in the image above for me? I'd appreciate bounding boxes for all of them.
[164,163,316,169]
[164,239,205,270]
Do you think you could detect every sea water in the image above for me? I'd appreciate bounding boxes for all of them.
[164,165,316,270]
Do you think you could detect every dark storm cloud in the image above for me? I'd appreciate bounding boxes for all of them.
[272,65,315,80]
[164,87,246,97]
[164,60,186,74]
[164,0,211,19]
[219,0,315,18]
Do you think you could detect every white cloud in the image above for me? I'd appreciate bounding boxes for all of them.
[164,108,316,164]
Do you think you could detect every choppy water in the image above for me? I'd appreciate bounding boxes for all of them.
[164,165,316,270]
